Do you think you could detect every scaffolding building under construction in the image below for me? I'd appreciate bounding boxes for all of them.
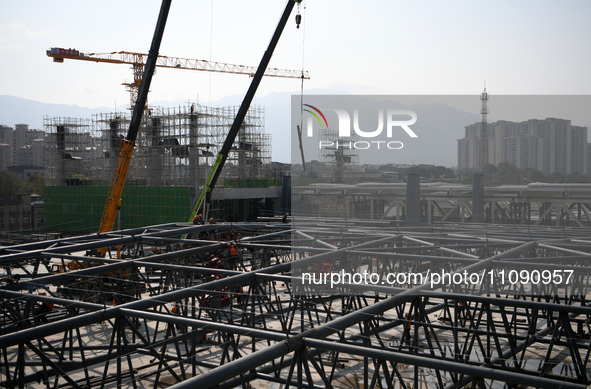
[43,104,273,232]
[317,127,360,184]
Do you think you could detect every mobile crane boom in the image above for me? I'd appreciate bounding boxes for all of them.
[98,0,171,239]
[189,0,301,222]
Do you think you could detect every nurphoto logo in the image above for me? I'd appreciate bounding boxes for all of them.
[303,103,418,150]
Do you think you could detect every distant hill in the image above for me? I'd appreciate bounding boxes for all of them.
[0,95,115,131]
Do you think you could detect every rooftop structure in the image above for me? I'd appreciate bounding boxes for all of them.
[1,220,591,388]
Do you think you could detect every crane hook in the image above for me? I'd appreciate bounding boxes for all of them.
[295,0,302,29]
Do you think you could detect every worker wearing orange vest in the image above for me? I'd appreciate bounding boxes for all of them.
[193,214,203,224]
[228,243,238,270]
[38,293,55,323]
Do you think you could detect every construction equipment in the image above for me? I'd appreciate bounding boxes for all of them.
[47,0,303,250]
[46,48,309,108]
[97,0,171,252]
[188,0,301,222]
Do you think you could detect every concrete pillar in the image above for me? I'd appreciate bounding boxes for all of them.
[57,125,66,185]
[472,173,484,223]
[281,175,291,215]
[406,173,420,226]
[238,199,247,221]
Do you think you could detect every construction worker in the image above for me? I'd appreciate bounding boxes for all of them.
[403,313,412,345]
[228,243,238,270]
[209,217,215,224]
[193,214,203,225]
[229,243,238,257]
[236,285,243,305]
[37,293,54,323]
[282,213,289,223]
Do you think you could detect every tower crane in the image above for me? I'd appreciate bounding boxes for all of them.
[47,48,309,108]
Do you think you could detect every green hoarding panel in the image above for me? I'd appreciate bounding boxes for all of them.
[45,186,191,233]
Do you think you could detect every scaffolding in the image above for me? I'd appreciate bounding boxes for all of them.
[44,117,98,186]
[45,104,269,186]
[43,104,271,231]
[318,127,360,184]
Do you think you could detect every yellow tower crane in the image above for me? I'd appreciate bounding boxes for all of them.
[46,47,310,108]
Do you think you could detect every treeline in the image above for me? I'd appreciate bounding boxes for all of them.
[0,171,44,199]
[467,162,591,185]
[401,162,591,186]
[405,165,456,181]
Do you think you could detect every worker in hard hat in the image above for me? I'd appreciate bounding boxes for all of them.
[282,213,290,223]
[209,217,215,224]
[193,214,203,225]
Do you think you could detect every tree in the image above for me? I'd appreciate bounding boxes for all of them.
[407,165,428,177]
[405,165,457,180]
[462,163,591,185]
[548,172,565,183]
[565,172,591,183]
[523,168,547,183]
[494,162,522,185]
[0,172,25,199]
[27,174,45,195]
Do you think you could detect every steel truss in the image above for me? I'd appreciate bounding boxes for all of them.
[293,182,591,226]
[2,221,591,388]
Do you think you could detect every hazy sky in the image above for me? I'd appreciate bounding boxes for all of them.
[2,0,590,110]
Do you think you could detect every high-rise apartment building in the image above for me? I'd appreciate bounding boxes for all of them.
[13,123,28,166]
[0,144,11,171]
[0,125,14,146]
[458,118,588,176]
[0,124,46,172]
[0,125,13,171]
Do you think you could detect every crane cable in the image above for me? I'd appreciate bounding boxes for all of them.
[298,0,307,169]
[208,0,214,105]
